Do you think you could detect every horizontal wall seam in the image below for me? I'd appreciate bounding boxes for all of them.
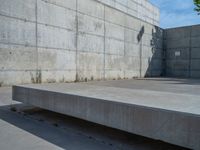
[0,12,161,39]
[42,0,158,26]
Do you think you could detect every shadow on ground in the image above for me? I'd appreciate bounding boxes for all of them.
[138,77,200,85]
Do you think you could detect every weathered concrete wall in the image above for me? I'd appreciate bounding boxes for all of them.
[97,0,160,26]
[0,0,163,86]
[164,25,200,78]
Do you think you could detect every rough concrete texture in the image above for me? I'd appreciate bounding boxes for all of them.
[97,0,160,26]
[13,78,200,150]
[0,84,188,150]
[0,0,163,86]
[164,25,200,78]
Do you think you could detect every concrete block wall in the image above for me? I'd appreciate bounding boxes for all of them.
[164,25,200,78]
[0,0,163,85]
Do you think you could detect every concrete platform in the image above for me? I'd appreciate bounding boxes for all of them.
[0,86,187,150]
[12,78,200,150]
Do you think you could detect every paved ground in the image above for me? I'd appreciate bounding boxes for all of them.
[0,78,193,150]
[86,78,200,95]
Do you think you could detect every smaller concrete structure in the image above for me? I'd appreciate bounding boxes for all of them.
[12,78,200,150]
[164,25,200,78]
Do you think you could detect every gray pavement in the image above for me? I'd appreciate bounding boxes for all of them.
[0,78,191,150]
[86,78,200,95]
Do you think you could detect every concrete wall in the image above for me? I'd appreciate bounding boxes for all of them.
[0,0,163,86]
[164,25,200,78]
[97,0,160,26]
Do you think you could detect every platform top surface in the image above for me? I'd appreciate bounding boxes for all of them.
[15,78,200,115]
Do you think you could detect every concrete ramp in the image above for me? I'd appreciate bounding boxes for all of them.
[12,79,200,150]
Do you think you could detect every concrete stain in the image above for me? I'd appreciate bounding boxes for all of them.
[36,70,42,83]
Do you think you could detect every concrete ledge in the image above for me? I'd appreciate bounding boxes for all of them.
[12,82,200,150]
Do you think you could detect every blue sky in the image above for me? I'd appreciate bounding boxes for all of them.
[150,0,200,28]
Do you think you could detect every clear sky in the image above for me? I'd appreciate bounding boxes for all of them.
[150,0,200,28]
